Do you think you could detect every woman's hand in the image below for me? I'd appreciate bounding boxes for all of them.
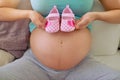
[28,10,46,29]
[75,12,98,29]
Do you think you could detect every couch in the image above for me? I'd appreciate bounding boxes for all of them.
[0,0,120,71]
[0,0,32,66]
[90,0,120,71]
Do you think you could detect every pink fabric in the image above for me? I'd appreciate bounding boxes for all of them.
[60,5,75,32]
[61,20,75,32]
[45,6,60,33]
[45,5,75,33]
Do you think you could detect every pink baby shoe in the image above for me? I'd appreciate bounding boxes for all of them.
[60,5,75,32]
[45,6,60,33]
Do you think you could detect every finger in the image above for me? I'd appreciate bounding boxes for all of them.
[75,25,80,29]
[78,19,89,27]
[75,19,83,29]
[42,18,47,25]
[75,18,82,29]
[76,24,87,30]
[35,20,43,28]
[79,24,88,29]
[34,16,45,29]
[75,19,81,24]
[40,19,47,29]
[39,15,45,21]
[77,18,87,25]
[75,20,89,30]
[39,16,46,24]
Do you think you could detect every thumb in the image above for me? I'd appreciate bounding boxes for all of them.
[77,17,89,27]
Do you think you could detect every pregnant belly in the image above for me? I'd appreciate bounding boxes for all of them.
[30,28,91,70]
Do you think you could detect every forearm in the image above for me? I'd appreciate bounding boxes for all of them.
[0,8,31,21]
[95,10,120,24]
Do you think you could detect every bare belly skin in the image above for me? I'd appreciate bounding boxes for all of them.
[30,28,91,70]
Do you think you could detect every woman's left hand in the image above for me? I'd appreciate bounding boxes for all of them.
[75,12,98,29]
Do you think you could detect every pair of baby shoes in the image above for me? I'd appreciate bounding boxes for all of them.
[45,5,75,33]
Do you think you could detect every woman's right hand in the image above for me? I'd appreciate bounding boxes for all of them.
[28,10,46,29]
